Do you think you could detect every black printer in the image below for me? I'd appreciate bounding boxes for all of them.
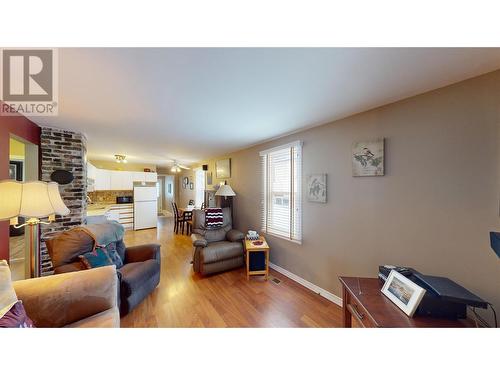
[378,265,488,320]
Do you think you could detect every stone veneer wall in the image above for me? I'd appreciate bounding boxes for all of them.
[40,127,87,276]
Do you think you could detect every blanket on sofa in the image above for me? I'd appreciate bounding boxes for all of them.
[82,222,125,249]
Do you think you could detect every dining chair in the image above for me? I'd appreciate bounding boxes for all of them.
[172,202,191,235]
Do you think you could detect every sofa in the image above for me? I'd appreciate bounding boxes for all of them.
[13,266,120,327]
[191,207,245,275]
[45,224,161,316]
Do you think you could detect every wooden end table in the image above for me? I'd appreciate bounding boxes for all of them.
[339,276,475,328]
[243,236,269,280]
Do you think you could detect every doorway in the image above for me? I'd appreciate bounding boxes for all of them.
[9,135,39,281]
[164,175,175,215]
[195,168,205,208]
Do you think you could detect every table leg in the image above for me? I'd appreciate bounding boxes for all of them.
[342,285,352,328]
[246,251,250,281]
[265,249,269,280]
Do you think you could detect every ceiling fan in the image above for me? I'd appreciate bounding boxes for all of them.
[170,160,190,173]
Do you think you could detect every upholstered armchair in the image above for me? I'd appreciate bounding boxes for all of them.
[190,207,245,275]
[13,266,120,327]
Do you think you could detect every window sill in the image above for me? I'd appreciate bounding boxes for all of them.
[263,231,302,245]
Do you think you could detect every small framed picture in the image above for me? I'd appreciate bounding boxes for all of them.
[381,270,426,317]
[307,174,327,203]
[352,139,384,176]
[183,177,189,185]
[189,182,194,190]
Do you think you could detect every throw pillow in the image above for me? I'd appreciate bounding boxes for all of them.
[0,301,35,328]
[79,248,113,269]
[205,208,224,228]
[0,260,18,319]
[98,242,123,269]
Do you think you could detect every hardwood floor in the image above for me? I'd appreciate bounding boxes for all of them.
[120,217,343,327]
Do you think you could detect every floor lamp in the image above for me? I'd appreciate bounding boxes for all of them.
[0,180,70,278]
[215,181,236,217]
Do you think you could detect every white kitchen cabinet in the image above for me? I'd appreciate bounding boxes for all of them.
[94,168,111,190]
[123,172,136,189]
[87,162,97,180]
[110,170,128,190]
[93,169,156,191]
[132,171,146,183]
[145,172,158,182]
[108,204,134,230]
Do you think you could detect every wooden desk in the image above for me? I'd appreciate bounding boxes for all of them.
[243,236,269,280]
[339,277,475,328]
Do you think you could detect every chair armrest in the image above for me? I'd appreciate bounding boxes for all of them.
[191,233,208,247]
[227,229,245,242]
[12,266,118,328]
[124,243,161,263]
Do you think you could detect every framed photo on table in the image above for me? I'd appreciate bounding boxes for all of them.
[381,270,426,317]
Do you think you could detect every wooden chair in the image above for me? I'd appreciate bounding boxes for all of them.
[172,202,193,235]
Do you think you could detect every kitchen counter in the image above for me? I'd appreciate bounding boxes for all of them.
[86,203,114,217]
[86,203,135,229]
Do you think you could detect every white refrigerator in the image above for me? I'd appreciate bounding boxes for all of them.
[133,182,158,230]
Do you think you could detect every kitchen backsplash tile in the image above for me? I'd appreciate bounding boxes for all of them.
[89,190,133,203]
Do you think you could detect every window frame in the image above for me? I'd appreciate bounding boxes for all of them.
[260,140,302,244]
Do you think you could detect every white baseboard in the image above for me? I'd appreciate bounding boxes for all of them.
[269,262,343,307]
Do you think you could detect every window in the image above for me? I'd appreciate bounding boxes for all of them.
[260,141,302,243]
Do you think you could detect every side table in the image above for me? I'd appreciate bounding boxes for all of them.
[243,236,269,280]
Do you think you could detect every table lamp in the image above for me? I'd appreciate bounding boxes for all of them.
[0,180,70,278]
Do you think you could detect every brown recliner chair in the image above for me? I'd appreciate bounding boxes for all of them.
[13,266,120,327]
[45,225,160,316]
[191,207,245,275]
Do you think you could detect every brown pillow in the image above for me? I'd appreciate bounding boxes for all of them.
[45,227,94,268]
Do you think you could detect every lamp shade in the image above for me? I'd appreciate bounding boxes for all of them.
[47,182,71,216]
[215,184,236,197]
[0,181,70,221]
[0,180,22,220]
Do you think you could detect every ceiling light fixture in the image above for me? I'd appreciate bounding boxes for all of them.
[115,154,128,163]
[170,160,189,173]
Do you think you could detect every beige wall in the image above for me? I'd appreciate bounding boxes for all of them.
[201,70,500,317]
[178,158,234,208]
[178,170,196,207]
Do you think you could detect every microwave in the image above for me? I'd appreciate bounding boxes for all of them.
[116,196,133,204]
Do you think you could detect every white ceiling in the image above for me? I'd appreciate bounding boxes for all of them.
[31,48,500,167]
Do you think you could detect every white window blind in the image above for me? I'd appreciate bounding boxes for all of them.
[260,141,302,243]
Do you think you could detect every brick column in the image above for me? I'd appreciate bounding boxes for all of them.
[39,127,87,276]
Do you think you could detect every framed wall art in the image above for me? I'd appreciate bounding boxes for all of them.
[216,158,231,179]
[307,174,327,203]
[352,139,384,176]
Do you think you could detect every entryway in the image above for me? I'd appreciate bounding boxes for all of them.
[8,135,39,281]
